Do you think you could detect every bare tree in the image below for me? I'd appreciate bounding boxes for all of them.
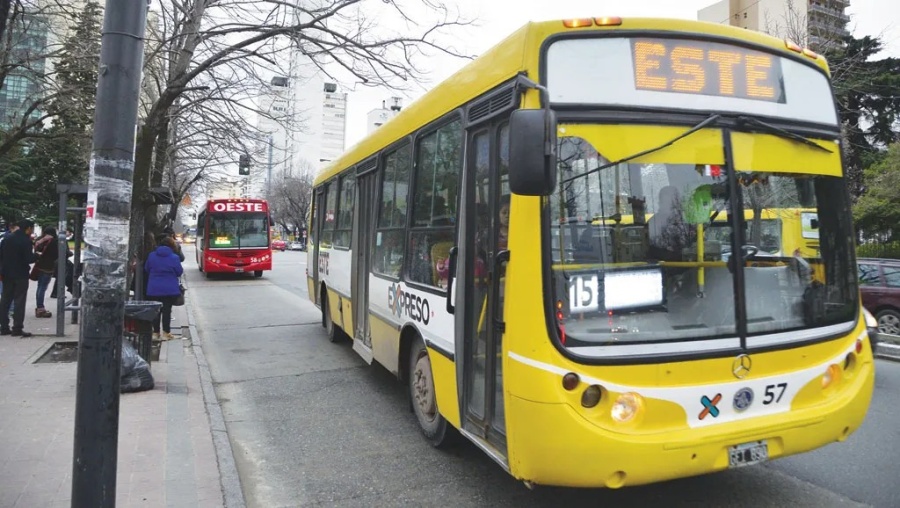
[129,0,471,266]
[0,0,77,156]
[268,160,315,237]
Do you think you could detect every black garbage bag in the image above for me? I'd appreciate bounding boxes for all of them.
[121,337,154,393]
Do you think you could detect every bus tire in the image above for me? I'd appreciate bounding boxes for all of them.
[409,337,455,448]
[323,291,344,343]
[254,270,263,278]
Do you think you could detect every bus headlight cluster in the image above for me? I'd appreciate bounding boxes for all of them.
[611,392,644,422]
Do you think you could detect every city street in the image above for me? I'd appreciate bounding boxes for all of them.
[184,245,899,508]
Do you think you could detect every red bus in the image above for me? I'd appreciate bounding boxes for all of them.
[195,198,273,277]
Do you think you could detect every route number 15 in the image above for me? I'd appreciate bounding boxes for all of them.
[569,275,599,313]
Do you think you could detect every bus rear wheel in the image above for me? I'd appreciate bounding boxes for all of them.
[409,337,455,448]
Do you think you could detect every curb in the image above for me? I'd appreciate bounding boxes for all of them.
[875,333,900,362]
[184,291,247,508]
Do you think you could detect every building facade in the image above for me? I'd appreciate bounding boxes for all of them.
[698,0,850,50]
[0,9,50,129]
[366,97,402,135]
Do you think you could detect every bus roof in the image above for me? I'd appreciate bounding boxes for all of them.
[315,18,831,185]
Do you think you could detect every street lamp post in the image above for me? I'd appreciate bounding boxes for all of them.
[267,133,274,198]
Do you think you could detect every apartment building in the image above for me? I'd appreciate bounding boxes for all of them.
[698,0,850,50]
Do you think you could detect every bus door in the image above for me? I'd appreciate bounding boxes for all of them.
[352,160,378,356]
[312,186,327,306]
[457,122,510,453]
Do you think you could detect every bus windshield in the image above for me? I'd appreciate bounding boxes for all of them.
[207,212,269,249]
[549,131,857,357]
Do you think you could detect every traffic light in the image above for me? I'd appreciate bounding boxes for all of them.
[238,154,250,175]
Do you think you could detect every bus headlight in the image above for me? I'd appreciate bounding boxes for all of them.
[611,392,643,422]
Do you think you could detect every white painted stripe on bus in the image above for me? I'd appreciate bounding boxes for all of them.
[508,330,863,428]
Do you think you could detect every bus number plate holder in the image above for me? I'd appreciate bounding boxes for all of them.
[235,268,244,273]
[728,440,767,468]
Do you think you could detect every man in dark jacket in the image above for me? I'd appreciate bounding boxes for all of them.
[0,219,37,336]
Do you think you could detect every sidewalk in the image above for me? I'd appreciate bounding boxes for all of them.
[0,281,236,507]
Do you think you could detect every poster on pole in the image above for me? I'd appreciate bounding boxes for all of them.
[85,191,99,229]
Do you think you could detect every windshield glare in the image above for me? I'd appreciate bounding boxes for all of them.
[207,212,269,249]
[550,132,858,355]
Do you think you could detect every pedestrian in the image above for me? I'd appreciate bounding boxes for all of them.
[50,229,75,299]
[144,235,183,340]
[161,226,185,262]
[32,226,60,318]
[0,219,38,337]
[0,222,20,317]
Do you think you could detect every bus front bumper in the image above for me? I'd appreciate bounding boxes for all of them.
[505,361,874,488]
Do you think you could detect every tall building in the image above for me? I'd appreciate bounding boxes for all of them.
[698,0,850,50]
[0,9,50,129]
[366,97,402,135]
[284,53,347,174]
[254,68,349,196]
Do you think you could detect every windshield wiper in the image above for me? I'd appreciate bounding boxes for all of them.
[560,114,722,186]
[735,116,833,154]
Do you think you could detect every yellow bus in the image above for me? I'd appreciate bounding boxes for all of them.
[307,17,874,488]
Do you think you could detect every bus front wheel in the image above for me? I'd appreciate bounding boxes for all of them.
[322,292,345,343]
[254,270,263,278]
[409,337,455,448]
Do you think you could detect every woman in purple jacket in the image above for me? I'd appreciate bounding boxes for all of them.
[144,236,184,340]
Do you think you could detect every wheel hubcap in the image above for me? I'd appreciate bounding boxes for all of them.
[413,353,436,421]
[878,314,900,335]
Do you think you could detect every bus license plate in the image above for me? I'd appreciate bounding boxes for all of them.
[729,441,767,468]
[235,268,244,273]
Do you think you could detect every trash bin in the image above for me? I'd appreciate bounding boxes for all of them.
[124,301,161,366]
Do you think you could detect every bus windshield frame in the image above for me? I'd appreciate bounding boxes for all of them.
[205,211,270,250]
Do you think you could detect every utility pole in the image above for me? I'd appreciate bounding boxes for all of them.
[71,0,147,505]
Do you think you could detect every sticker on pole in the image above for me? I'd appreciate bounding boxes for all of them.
[85,191,99,229]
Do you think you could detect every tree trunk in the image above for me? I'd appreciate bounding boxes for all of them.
[128,123,159,285]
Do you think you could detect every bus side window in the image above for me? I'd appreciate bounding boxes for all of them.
[374,143,411,278]
[408,118,461,289]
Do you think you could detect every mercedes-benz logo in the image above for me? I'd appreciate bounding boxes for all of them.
[732,354,752,379]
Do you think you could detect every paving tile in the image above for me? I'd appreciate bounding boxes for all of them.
[0,283,229,508]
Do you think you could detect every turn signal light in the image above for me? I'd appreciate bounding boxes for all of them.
[563,18,594,28]
[821,363,841,389]
[611,392,643,422]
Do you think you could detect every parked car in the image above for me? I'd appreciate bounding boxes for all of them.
[272,239,287,251]
[289,241,305,251]
[857,257,900,340]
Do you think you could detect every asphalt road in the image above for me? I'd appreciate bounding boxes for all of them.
[183,246,899,508]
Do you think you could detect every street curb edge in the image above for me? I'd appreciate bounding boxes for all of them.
[185,292,247,508]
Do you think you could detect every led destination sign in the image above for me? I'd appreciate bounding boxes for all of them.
[631,39,785,103]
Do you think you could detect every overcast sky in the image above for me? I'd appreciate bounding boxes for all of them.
[341,0,899,148]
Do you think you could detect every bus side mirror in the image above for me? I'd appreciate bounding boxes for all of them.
[509,109,557,196]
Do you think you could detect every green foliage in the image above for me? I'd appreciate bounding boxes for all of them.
[823,35,900,198]
[854,143,900,239]
[857,241,900,260]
